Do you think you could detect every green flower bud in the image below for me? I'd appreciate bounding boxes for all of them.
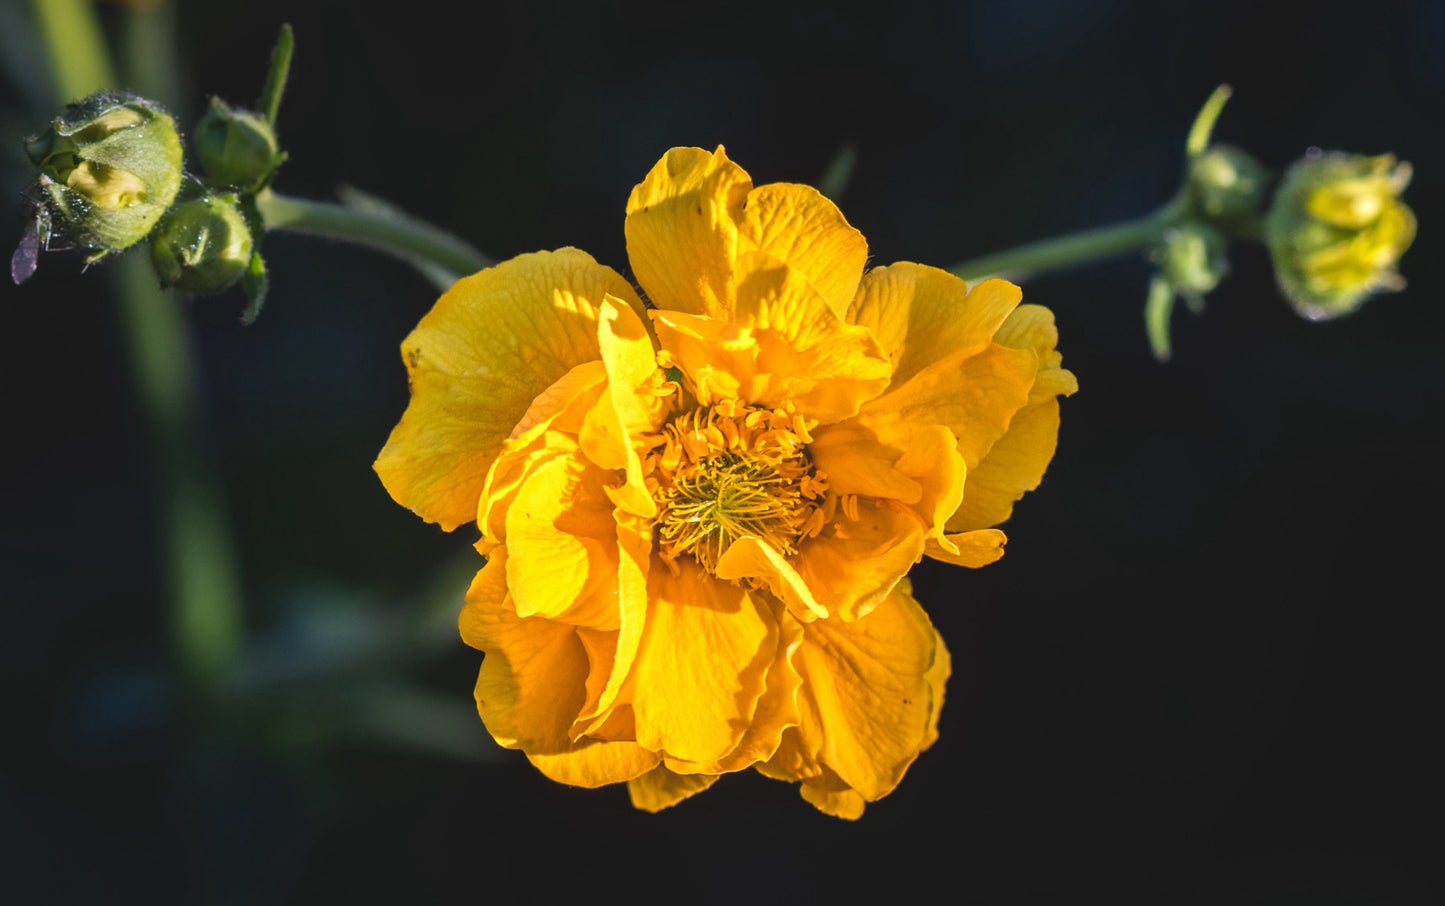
[26,92,183,253]
[1154,221,1229,298]
[150,193,256,293]
[193,97,282,191]
[1187,144,1270,227]
[1264,152,1416,320]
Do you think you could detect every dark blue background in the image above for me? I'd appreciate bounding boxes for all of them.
[2,0,1441,902]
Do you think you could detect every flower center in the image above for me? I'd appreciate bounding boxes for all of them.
[652,400,827,575]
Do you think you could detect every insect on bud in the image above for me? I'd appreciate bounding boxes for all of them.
[1264,152,1416,320]
[25,92,183,254]
[193,97,282,192]
[150,193,256,293]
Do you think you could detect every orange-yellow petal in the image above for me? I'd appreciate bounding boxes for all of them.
[925,528,1007,567]
[624,146,868,322]
[628,765,721,812]
[793,498,925,622]
[650,266,891,424]
[625,147,751,319]
[579,297,672,518]
[570,509,652,738]
[806,420,922,503]
[860,340,1037,471]
[762,584,940,806]
[458,550,586,754]
[504,452,620,630]
[946,304,1077,533]
[848,265,1022,388]
[528,738,660,788]
[629,558,779,764]
[376,248,643,531]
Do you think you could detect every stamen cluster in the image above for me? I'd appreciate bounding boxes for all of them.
[651,400,827,574]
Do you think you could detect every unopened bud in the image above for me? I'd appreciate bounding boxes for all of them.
[1265,152,1416,320]
[150,193,256,293]
[193,97,282,191]
[26,92,183,253]
[1188,145,1269,227]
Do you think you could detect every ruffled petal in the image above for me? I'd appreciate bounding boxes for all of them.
[848,265,1021,388]
[459,550,587,754]
[478,362,608,543]
[504,451,620,630]
[570,509,652,738]
[946,304,1077,532]
[579,297,672,519]
[628,766,721,812]
[625,146,868,322]
[792,498,925,622]
[860,341,1037,471]
[650,264,891,425]
[738,182,868,319]
[629,559,779,764]
[376,248,643,531]
[528,739,660,788]
[807,420,922,503]
[714,536,826,621]
[760,584,940,809]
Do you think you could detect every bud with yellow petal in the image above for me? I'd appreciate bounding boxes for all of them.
[25,92,183,255]
[1264,152,1416,320]
[150,193,256,293]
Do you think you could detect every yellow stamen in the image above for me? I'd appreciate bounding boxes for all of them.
[651,402,826,574]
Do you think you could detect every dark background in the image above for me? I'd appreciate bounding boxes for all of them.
[2,0,1442,902]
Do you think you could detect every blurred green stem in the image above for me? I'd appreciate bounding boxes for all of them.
[255,189,492,289]
[28,0,115,99]
[32,0,244,697]
[950,199,1185,282]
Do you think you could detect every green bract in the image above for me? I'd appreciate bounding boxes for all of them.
[26,92,183,254]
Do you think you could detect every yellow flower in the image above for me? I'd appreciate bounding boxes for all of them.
[376,147,1076,817]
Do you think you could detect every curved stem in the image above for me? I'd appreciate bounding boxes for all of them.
[255,189,491,290]
[950,199,1184,283]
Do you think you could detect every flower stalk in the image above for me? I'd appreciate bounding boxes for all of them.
[254,188,492,290]
[950,200,1184,282]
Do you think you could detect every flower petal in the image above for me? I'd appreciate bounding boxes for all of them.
[629,558,779,764]
[651,260,891,425]
[376,249,643,530]
[579,297,671,519]
[714,536,826,621]
[807,420,922,503]
[570,509,652,738]
[505,451,620,630]
[947,304,1077,532]
[625,147,750,319]
[528,739,660,788]
[793,498,925,621]
[925,528,1007,567]
[459,549,586,754]
[628,766,721,813]
[848,265,1022,389]
[860,340,1037,471]
[625,147,868,322]
[764,584,940,804]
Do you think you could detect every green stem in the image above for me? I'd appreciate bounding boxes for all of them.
[28,0,115,100]
[114,254,244,696]
[255,189,492,288]
[949,200,1184,282]
[32,0,245,699]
